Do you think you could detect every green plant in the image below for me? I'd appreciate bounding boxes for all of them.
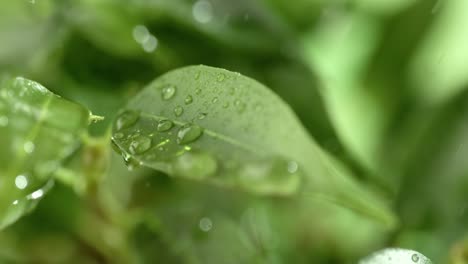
[1,1,468,263]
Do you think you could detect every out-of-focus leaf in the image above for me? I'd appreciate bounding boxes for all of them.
[0,77,90,229]
[111,65,396,226]
[359,248,432,264]
[409,0,468,105]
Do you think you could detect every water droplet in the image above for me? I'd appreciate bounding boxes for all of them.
[132,25,150,44]
[222,102,229,108]
[15,175,28,190]
[161,85,176,100]
[23,141,35,154]
[185,95,193,105]
[287,161,298,174]
[197,113,207,120]
[234,100,246,113]
[217,73,226,82]
[199,217,213,232]
[115,110,139,131]
[194,71,201,80]
[412,254,420,262]
[173,151,217,179]
[29,189,44,200]
[0,116,8,127]
[195,88,202,95]
[177,124,203,145]
[192,0,213,24]
[157,120,173,132]
[174,106,184,117]
[114,132,124,139]
[129,135,152,155]
[142,35,158,53]
[211,97,218,103]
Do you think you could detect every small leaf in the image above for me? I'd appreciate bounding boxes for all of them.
[112,65,396,227]
[359,248,432,264]
[0,77,90,229]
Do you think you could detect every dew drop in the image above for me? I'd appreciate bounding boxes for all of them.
[185,95,193,105]
[195,88,202,95]
[197,113,207,120]
[161,85,176,100]
[194,71,201,80]
[129,135,152,154]
[234,100,246,113]
[287,161,298,174]
[157,119,173,132]
[199,217,213,232]
[115,110,139,131]
[217,73,226,82]
[15,175,28,190]
[222,102,229,108]
[23,141,35,154]
[412,254,420,263]
[177,124,203,145]
[114,132,124,139]
[174,106,184,117]
[211,97,218,103]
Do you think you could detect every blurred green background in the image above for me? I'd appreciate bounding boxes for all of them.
[1,0,468,263]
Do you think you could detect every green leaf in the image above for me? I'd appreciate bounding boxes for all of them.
[0,77,90,229]
[359,248,432,264]
[111,65,396,227]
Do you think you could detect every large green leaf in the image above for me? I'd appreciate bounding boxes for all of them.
[0,77,90,229]
[111,65,396,226]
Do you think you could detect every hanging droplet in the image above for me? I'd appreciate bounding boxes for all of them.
[161,85,176,100]
[177,124,204,145]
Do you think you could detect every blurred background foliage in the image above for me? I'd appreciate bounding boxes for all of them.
[1,0,468,263]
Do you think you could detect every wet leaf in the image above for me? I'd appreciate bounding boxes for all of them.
[111,65,396,227]
[0,77,90,229]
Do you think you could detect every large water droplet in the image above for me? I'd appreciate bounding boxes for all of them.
[161,85,176,100]
[412,254,419,263]
[115,110,139,131]
[174,106,184,117]
[177,124,204,145]
[157,119,173,132]
[173,151,217,180]
[129,135,152,154]
[185,95,193,105]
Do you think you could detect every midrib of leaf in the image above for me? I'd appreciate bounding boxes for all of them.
[140,112,268,156]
